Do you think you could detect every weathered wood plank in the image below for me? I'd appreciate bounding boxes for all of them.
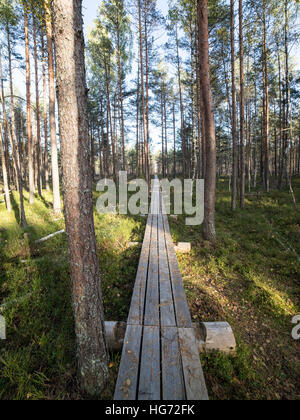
[144,215,159,326]
[158,214,176,327]
[114,325,143,401]
[150,178,160,215]
[178,328,209,401]
[127,215,152,325]
[163,215,192,328]
[138,326,161,400]
[161,327,185,400]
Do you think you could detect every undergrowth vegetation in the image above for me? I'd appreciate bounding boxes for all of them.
[0,179,299,400]
[172,177,300,400]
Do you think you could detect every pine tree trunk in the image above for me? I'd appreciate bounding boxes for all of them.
[175,24,185,178]
[138,0,147,181]
[41,33,50,191]
[263,0,270,192]
[52,0,109,396]
[136,58,140,177]
[0,123,12,212]
[198,0,217,242]
[239,0,245,208]
[117,33,126,171]
[44,0,61,214]
[33,17,42,196]
[6,25,18,193]
[0,50,27,226]
[144,13,150,183]
[173,100,176,178]
[231,0,238,211]
[284,0,290,186]
[24,5,35,205]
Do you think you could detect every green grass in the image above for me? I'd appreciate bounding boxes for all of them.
[171,177,300,400]
[0,179,299,400]
[0,188,144,400]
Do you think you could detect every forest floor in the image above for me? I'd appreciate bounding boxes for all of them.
[0,178,299,400]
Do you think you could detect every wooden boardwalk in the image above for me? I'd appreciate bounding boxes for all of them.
[114,178,208,401]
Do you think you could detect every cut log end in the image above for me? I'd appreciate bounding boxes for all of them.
[174,242,192,253]
[194,322,236,355]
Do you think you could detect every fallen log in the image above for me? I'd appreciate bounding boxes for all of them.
[35,230,65,244]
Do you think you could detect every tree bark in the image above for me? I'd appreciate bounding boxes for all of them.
[52,0,109,396]
[33,16,42,196]
[0,123,12,212]
[44,0,61,214]
[198,0,217,242]
[239,0,245,208]
[138,0,147,181]
[24,5,35,204]
[231,0,238,211]
[117,32,126,171]
[175,23,185,178]
[41,32,50,191]
[0,49,27,226]
[262,0,270,192]
[6,23,19,192]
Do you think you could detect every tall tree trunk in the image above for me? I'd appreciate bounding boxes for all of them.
[24,5,35,204]
[161,90,165,177]
[144,11,150,183]
[164,92,168,176]
[6,23,19,192]
[173,100,176,178]
[198,0,217,242]
[33,16,42,196]
[41,32,50,191]
[52,0,109,396]
[136,57,140,177]
[138,0,147,181]
[175,24,185,178]
[90,123,95,181]
[239,0,245,208]
[231,0,238,211]
[0,49,27,226]
[284,0,290,185]
[263,0,270,192]
[44,0,61,214]
[117,32,126,171]
[0,123,12,212]
[196,25,202,179]
[277,45,283,187]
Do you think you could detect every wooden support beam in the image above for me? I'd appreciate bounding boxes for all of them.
[105,321,236,355]
[174,242,192,253]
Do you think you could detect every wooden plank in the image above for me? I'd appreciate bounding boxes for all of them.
[114,325,143,401]
[163,215,192,328]
[127,215,152,325]
[161,327,185,400]
[178,328,209,401]
[150,178,160,215]
[158,214,176,327]
[144,215,160,326]
[138,326,161,400]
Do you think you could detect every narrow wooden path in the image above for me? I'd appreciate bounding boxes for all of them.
[114,178,209,401]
